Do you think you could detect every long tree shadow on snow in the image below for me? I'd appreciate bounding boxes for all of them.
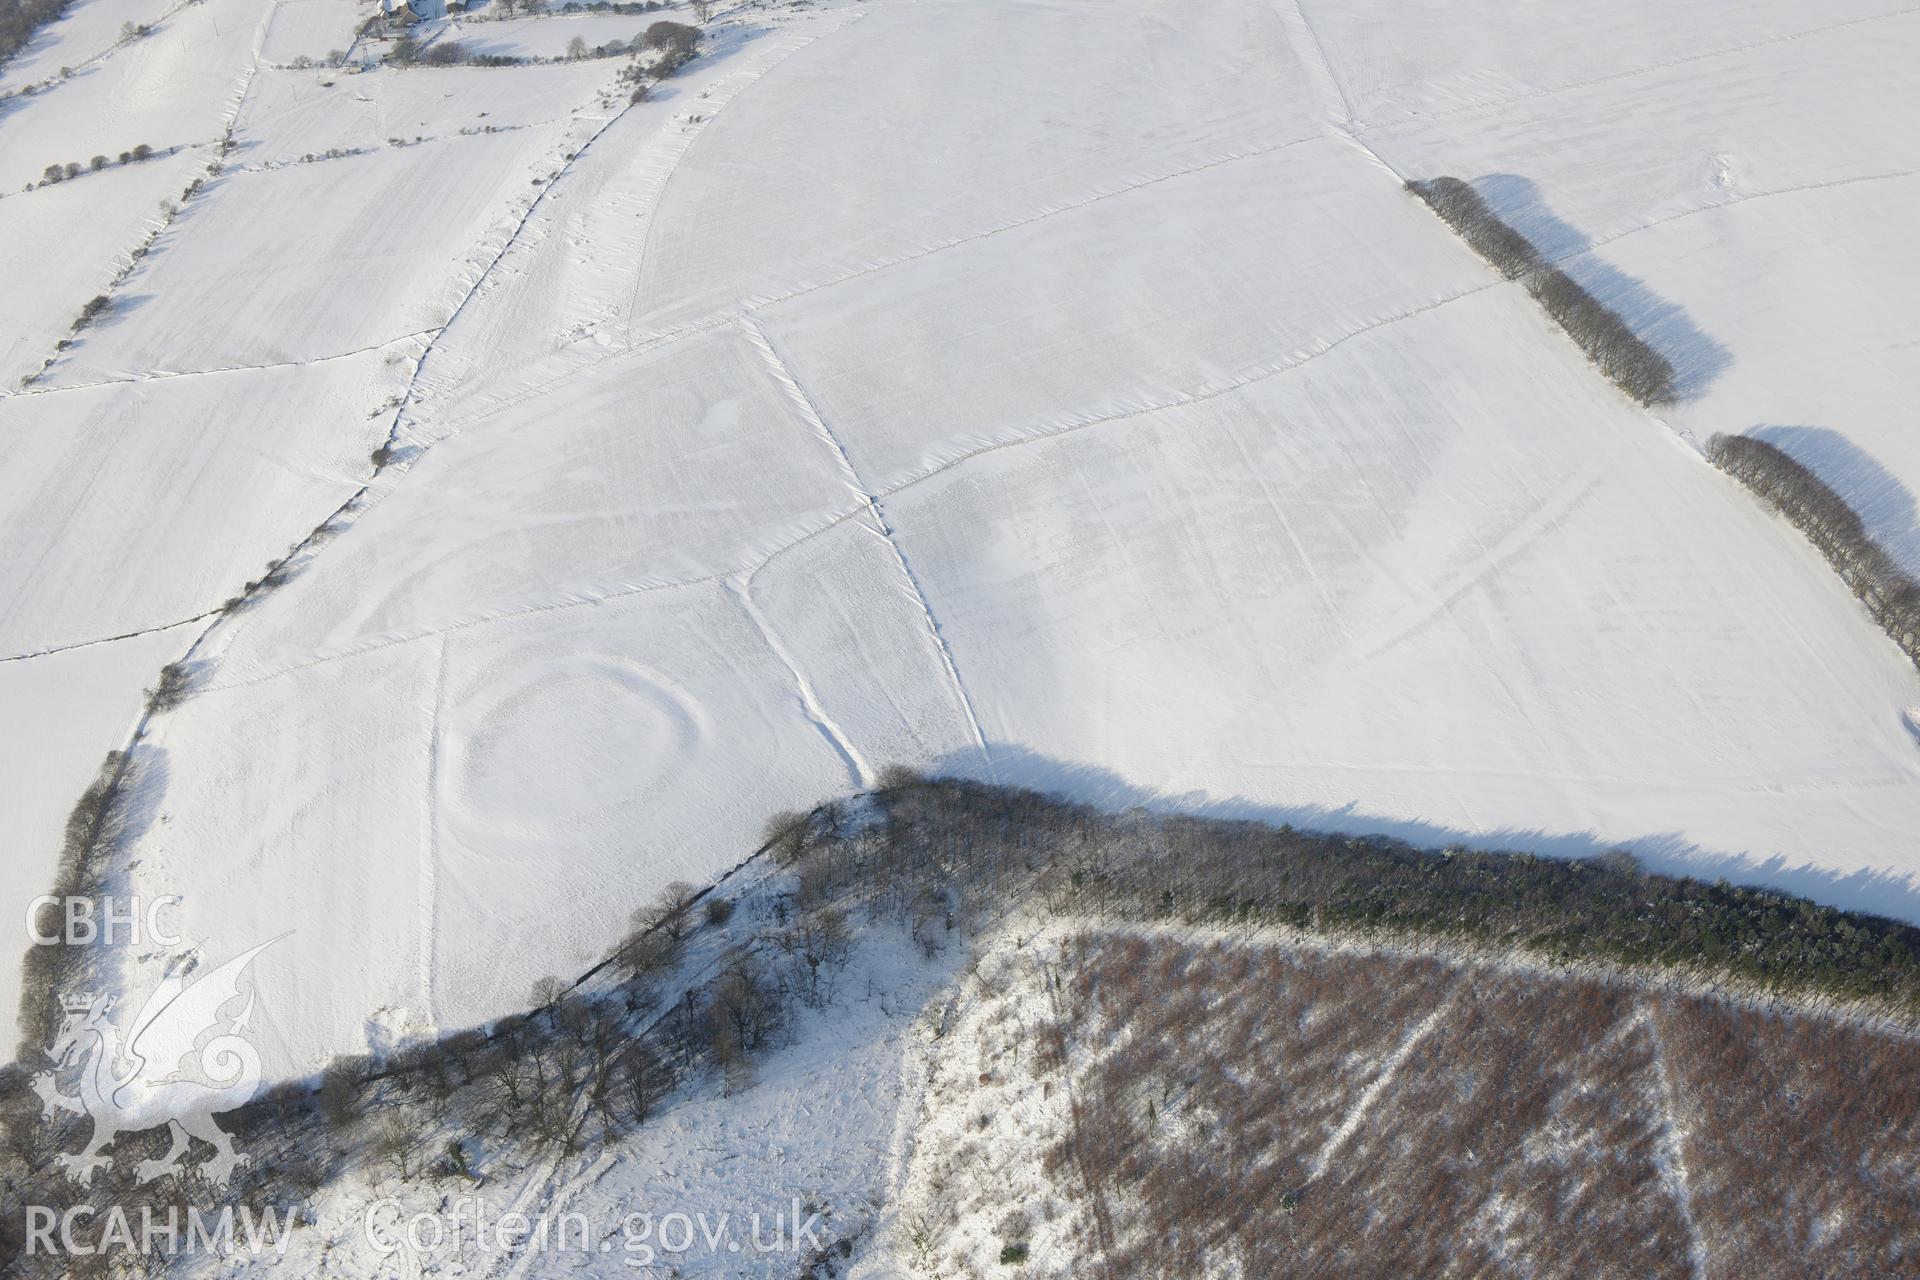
[1475,172,1734,403]
[1750,424,1920,576]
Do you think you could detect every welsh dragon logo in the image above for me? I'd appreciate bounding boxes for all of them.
[32,939,279,1188]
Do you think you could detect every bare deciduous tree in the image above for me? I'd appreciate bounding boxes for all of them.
[642,880,700,945]
[707,948,779,1064]
[370,1115,414,1181]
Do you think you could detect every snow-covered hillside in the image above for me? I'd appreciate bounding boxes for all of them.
[164,801,1920,1279]
[3,0,1917,1078]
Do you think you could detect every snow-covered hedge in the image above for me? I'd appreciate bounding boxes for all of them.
[1708,432,1920,669]
[1408,176,1677,406]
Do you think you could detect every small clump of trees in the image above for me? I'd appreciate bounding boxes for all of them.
[420,39,468,65]
[68,292,109,332]
[143,661,195,715]
[1407,176,1676,406]
[1707,433,1920,670]
[641,18,699,72]
[31,143,156,191]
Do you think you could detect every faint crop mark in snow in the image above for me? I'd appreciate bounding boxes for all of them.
[488,159,1919,449]
[1277,0,1359,130]
[200,280,1516,697]
[730,574,874,791]
[622,14,868,346]
[202,88,651,677]
[620,128,1333,363]
[1559,166,1920,275]
[12,22,649,1045]
[741,312,993,771]
[1349,472,1603,668]
[418,130,1337,436]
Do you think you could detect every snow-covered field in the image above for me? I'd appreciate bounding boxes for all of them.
[0,351,409,652]
[0,0,263,192]
[256,0,360,65]
[2,0,1918,1081]
[0,0,183,96]
[0,146,201,383]
[233,61,610,165]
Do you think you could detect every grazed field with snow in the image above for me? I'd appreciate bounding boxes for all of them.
[1,0,1917,1078]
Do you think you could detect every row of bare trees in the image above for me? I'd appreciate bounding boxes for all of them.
[1707,433,1920,668]
[0,859,795,1271]
[14,752,126,1058]
[1407,177,1676,405]
[237,859,820,1200]
[1523,264,1676,405]
[1405,176,1539,278]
